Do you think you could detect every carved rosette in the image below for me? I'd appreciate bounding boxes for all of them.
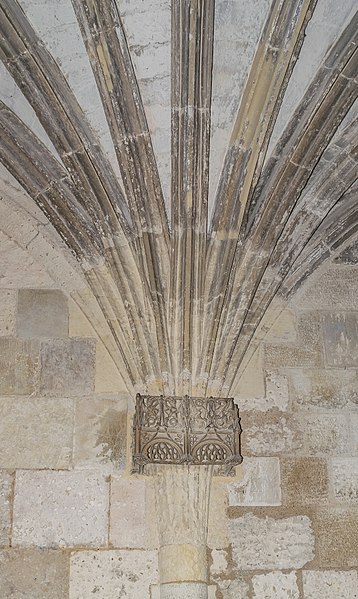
[132,394,242,475]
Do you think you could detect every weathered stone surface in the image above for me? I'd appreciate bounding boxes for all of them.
[228,513,314,570]
[17,289,69,338]
[301,414,350,455]
[227,457,281,506]
[252,571,299,599]
[312,507,358,567]
[0,338,39,395]
[302,570,358,599]
[0,290,16,336]
[323,313,358,367]
[234,346,265,399]
[0,549,70,598]
[208,477,229,548]
[13,471,109,548]
[70,549,158,598]
[264,309,297,343]
[0,397,73,469]
[0,471,12,547]
[297,268,358,309]
[40,338,96,396]
[110,477,147,548]
[242,411,302,456]
[237,372,290,412]
[281,457,328,506]
[73,396,127,471]
[216,578,250,599]
[288,368,358,409]
[0,231,55,289]
[150,584,217,599]
[95,340,128,393]
[265,313,323,368]
[332,458,358,503]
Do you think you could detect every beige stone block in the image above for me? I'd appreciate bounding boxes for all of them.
[312,507,358,567]
[227,457,281,506]
[0,397,73,469]
[13,471,109,548]
[281,457,328,507]
[303,570,358,599]
[351,413,358,453]
[0,231,55,289]
[252,571,299,599]
[323,313,358,367]
[17,289,68,338]
[68,298,95,338]
[70,549,158,598]
[331,458,358,503]
[95,339,127,393]
[296,268,358,311]
[0,290,16,336]
[208,477,228,548]
[0,471,12,547]
[265,313,323,368]
[74,396,128,471]
[0,549,70,598]
[288,368,358,410]
[242,411,302,456]
[301,414,350,455]
[40,338,95,396]
[217,578,250,599]
[151,583,215,599]
[234,346,265,398]
[237,372,290,412]
[110,477,147,548]
[264,309,297,343]
[229,513,314,570]
[0,337,39,395]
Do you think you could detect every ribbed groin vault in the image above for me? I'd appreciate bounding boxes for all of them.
[0,0,357,397]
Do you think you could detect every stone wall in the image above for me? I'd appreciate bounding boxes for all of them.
[0,257,358,597]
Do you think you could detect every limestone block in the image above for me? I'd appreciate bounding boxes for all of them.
[252,571,299,599]
[95,339,127,393]
[234,346,265,399]
[323,313,358,367]
[331,458,358,503]
[296,268,358,311]
[208,477,229,548]
[13,471,109,548]
[216,578,250,599]
[110,477,147,548]
[242,411,302,456]
[0,290,16,336]
[312,507,358,567]
[351,413,358,452]
[237,372,289,412]
[150,585,218,599]
[210,548,228,575]
[302,570,358,599]
[0,549,70,598]
[40,337,96,396]
[73,396,127,471]
[0,337,39,395]
[17,289,68,338]
[0,471,12,547]
[227,457,281,506]
[153,583,215,599]
[0,397,73,469]
[288,368,358,410]
[265,313,323,368]
[70,549,158,598]
[301,414,350,455]
[0,231,55,289]
[281,457,328,507]
[229,513,314,570]
[264,309,297,343]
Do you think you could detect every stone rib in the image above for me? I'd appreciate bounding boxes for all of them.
[170,0,215,392]
[201,0,315,388]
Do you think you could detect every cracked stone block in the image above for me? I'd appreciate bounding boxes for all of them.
[323,313,358,367]
[301,414,350,455]
[0,290,16,336]
[13,471,109,548]
[229,513,314,570]
[0,549,70,598]
[288,368,358,409]
[0,471,12,547]
[17,289,69,338]
[0,337,39,395]
[227,457,281,506]
[302,570,358,599]
[73,396,127,472]
[0,397,73,469]
[312,507,358,567]
[242,411,302,456]
[332,458,358,503]
[252,571,299,599]
[281,457,328,507]
[110,478,147,548]
[69,549,158,599]
[40,337,95,396]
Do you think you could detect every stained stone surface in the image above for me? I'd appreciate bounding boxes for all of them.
[331,458,358,503]
[0,290,16,336]
[280,457,329,507]
[297,268,358,309]
[237,372,290,412]
[301,414,350,455]
[288,368,358,409]
[302,570,358,599]
[227,457,281,506]
[0,471,12,547]
[0,549,70,599]
[40,337,96,396]
[70,549,158,599]
[110,477,147,548]
[17,289,69,338]
[13,471,109,548]
[229,513,314,570]
[242,411,302,456]
[252,571,300,599]
[0,397,73,469]
[0,337,39,395]
[312,507,358,567]
[217,578,250,599]
[323,313,358,367]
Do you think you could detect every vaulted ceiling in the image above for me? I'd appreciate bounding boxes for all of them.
[0,0,357,397]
